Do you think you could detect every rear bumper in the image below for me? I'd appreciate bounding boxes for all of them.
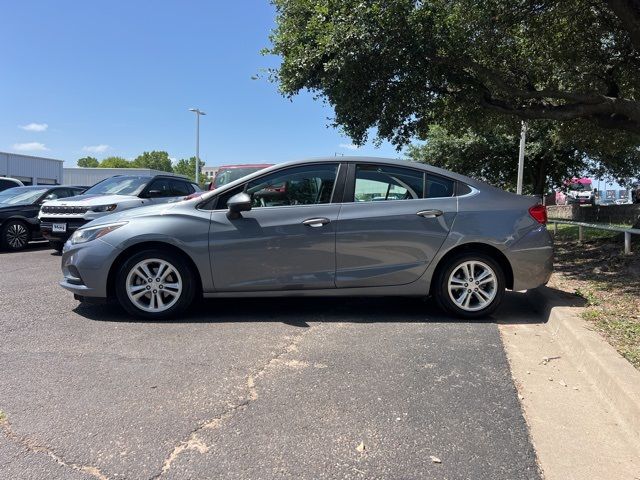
[508,226,554,291]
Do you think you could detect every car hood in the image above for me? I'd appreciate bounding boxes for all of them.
[83,202,183,227]
[43,194,141,207]
[0,204,31,214]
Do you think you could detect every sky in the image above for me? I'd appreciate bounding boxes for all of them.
[0,0,399,167]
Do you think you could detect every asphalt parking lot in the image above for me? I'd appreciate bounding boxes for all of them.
[1,243,541,480]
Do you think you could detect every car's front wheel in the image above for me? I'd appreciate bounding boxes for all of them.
[1,220,30,251]
[434,253,505,319]
[115,249,196,319]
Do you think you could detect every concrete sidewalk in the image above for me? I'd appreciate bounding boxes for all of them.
[500,288,640,480]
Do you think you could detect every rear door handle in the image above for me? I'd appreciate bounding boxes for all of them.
[302,217,331,227]
[416,209,443,218]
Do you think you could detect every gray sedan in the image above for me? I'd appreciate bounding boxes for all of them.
[60,157,553,319]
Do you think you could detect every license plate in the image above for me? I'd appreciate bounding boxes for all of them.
[52,223,67,233]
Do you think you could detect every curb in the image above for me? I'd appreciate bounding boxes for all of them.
[528,286,640,442]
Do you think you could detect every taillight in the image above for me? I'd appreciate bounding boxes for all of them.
[528,204,547,224]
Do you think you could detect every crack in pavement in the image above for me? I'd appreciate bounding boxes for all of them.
[1,418,109,480]
[150,322,328,479]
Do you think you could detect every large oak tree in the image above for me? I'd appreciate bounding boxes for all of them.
[267,0,640,171]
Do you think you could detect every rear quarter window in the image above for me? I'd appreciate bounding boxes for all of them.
[426,175,455,198]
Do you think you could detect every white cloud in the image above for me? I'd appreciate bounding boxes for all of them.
[82,144,110,153]
[19,122,48,132]
[12,142,49,152]
[339,143,360,150]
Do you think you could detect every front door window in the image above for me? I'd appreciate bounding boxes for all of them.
[245,164,339,208]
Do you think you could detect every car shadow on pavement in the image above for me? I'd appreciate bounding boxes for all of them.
[73,290,562,326]
[0,240,51,255]
[497,286,586,326]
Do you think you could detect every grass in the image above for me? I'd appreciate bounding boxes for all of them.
[0,410,6,423]
[548,226,640,369]
[550,223,633,242]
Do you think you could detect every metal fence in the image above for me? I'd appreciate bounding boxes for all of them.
[549,219,640,255]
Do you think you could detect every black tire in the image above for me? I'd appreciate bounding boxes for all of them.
[49,241,65,252]
[115,249,196,320]
[433,252,505,319]
[1,220,30,251]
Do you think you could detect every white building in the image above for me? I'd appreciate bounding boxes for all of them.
[63,167,187,187]
[202,166,219,181]
[0,151,64,185]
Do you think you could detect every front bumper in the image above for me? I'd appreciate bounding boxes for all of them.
[40,218,89,242]
[60,238,122,299]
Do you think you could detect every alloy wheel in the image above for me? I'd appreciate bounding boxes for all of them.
[6,223,28,249]
[447,260,497,312]
[125,258,183,313]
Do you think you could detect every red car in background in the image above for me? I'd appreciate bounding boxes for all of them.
[183,164,273,200]
[209,164,273,190]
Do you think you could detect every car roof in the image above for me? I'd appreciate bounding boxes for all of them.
[193,156,492,204]
[251,156,484,186]
[104,174,188,180]
[216,164,273,169]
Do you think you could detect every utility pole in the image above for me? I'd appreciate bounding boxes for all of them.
[189,108,206,184]
[516,121,527,195]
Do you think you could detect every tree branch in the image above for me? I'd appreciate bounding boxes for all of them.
[606,0,640,52]
[480,95,640,134]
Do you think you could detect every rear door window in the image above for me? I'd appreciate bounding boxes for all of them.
[354,164,424,202]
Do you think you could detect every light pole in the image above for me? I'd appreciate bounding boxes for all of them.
[189,108,206,184]
[516,121,527,195]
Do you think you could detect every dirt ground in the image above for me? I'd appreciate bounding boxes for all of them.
[549,225,640,368]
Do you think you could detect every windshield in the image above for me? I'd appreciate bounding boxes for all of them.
[0,187,49,206]
[568,182,592,191]
[84,176,149,196]
[213,167,266,188]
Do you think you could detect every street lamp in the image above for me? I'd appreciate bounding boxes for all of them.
[516,121,527,195]
[189,108,206,184]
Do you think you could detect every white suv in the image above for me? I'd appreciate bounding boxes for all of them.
[39,174,200,251]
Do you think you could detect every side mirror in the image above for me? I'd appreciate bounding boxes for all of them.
[226,192,252,220]
[146,189,163,198]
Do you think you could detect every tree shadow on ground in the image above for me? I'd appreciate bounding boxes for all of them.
[552,232,640,298]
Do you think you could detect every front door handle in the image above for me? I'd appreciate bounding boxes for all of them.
[302,217,331,227]
[416,209,443,218]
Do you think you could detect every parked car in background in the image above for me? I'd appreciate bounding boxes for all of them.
[554,190,567,205]
[565,178,596,205]
[210,164,273,190]
[40,174,199,251]
[0,185,86,251]
[184,164,274,200]
[59,157,553,320]
[632,183,640,204]
[0,177,24,192]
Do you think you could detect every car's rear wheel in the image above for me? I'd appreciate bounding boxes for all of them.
[1,220,30,251]
[434,253,505,319]
[115,249,195,319]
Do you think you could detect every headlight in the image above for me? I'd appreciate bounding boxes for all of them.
[70,222,127,245]
[90,204,118,212]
